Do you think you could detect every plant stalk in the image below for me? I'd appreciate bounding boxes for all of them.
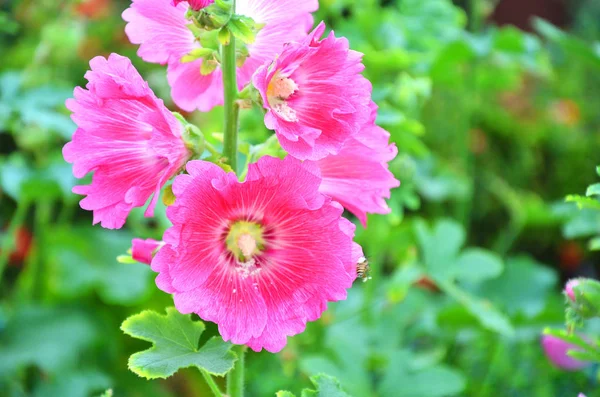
[201,369,224,397]
[227,345,246,397]
[221,21,240,173]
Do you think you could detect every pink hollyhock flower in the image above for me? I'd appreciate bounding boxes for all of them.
[253,22,372,161]
[541,335,589,371]
[171,0,213,11]
[123,0,318,111]
[310,103,399,226]
[132,238,163,265]
[566,279,580,302]
[63,53,191,229]
[152,156,362,352]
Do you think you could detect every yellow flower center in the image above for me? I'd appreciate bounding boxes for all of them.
[225,221,265,262]
[267,71,299,122]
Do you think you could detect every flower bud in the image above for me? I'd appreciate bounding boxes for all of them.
[173,0,215,11]
[568,278,600,320]
[541,335,589,371]
[565,279,580,302]
[131,238,163,265]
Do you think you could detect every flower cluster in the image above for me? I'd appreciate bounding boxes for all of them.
[64,0,399,352]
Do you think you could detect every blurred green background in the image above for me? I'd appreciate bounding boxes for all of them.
[1,0,600,396]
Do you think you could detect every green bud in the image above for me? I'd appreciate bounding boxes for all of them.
[568,278,600,320]
[162,184,176,207]
[173,112,206,157]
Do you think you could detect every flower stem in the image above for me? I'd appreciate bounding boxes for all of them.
[201,369,224,397]
[0,200,30,282]
[227,345,246,397]
[221,21,240,173]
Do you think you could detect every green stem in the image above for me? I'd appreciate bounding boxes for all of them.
[201,369,224,397]
[227,345,246,397]
[468,0,482,32]
[221,25,240,174]
[205,141,222,159]
[0,200,30,282]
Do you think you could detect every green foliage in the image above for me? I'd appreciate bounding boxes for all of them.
[415,219,512,335]
[121,308,237,379]
[2,0,600,396]
[278,374,351,397]
[0,306,99,376]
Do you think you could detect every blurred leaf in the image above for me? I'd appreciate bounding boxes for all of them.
[47,227,153,305]
[562,209,600,239]
[0,306,98,376]
[440,280,514,336]
[415,219,465,280]
[121,308,236,379]
[0,153,73,201]
[33,370,111,397]
[454,248,503,283]
[586,183,600,197]
[379,350,466,397]
[476,256,557,318]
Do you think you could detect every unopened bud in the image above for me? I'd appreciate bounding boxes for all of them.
[541,335,589,371]
[131,238,164,265]
[565,279,580,302]
[173,0,215,11]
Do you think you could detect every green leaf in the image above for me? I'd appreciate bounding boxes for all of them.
[276,392,297,397]
[0,306,98,376]
[589,236,600,251]
[440,280,513,336]
[228,16,257,44]
[587,183,600,197]
[566,195,600,210]
[415,219,465,281]
[475,256,557,318]
[379,351,466,397]
[302,374,352,397]
[47,227,153,305]
[280,374,352,397]
[562,208,600,238]
[33,370,111,397]
[121,308,237,379]
[454,248,503,283]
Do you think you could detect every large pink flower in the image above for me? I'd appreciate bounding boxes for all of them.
[63,53,191,229]
[253,22,372,161]
[310,103,399,226]
[172,0,213,11]
[123,0,317,111]
[152,156,362,352]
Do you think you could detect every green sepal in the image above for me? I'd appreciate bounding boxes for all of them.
[218,27,231,45]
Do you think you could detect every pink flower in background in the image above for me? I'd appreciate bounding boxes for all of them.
[541,335,589,371]
[171,0,214,10]
[565,279,580,302]
[253,22,372,161]
[152,156,362,352]
[132,238,163,265]
[123,0,317,111]
[64,54,191,229]
[311,103,399,225]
